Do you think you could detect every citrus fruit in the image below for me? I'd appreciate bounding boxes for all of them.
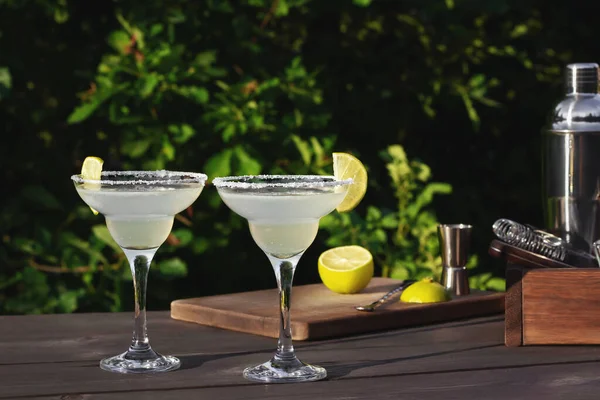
[400,277,451,303]
[80,156,104,214]
[318,245,374,294]
[332,152,368,212]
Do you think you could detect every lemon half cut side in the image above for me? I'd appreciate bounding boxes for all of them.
[318,245,374,294]
[399,277,451,304]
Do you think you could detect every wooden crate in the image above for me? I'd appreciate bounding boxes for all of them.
[490,239,600,346]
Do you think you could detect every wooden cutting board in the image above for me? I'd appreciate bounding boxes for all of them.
[170,277,505,341]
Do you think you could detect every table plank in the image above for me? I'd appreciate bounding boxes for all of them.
[21,360,600,400]
[0,312,501,365]
[0,312,275,364]
[2,313,600,398]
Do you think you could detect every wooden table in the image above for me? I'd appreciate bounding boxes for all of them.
[2,312,600,399]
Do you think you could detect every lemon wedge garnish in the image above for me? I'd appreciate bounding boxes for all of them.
[81,156,104,215]
[318,245,374,294]
[400,277,450,303]
[333,152,368,212]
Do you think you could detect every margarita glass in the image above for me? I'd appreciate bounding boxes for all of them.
[71,170,207,374]
[213,175,353,383]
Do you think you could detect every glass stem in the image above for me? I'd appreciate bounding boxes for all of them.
[267,253,302,361]
[122,247,157,353]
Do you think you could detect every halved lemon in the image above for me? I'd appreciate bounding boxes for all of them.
[318,245,374,294]
[333,152,368,212]
[400,277,450,303]
[81,156,104,214]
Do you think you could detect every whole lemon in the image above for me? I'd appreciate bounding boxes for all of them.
[400,277,451,303]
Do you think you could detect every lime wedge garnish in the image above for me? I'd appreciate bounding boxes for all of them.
[81,156,103,215]
[333,152,368,212]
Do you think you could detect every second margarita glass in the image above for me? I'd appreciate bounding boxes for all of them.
[213,174,353,383]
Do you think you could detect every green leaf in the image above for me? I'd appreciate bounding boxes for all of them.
[0,67,11,100]
[256,78,281,94]
[107,30,131,55]
[373,229,387,243]
[61,231,108,265]
[53,7,69,23]
[457,87,480,129]
[21,185,62,210]
[91,225,120,253]
[121,139,152,158]
[192,237,210,254]
[353,0,372,7]
[138,73,160,98]
[168,124,196,144]
[291,135,311,165]
[510,24,529,38]
[275,0,289,16]
[486,277,506,292]
[468,74,486,88]
[162,136,176,160]
[205,148,233,178]
[389,263,409,280]
[387,145,407,163]
[166,7,186,24]
[67,84,129,124]
[234,146,262,175]
[67,102,100,124]
[366,206,382,222]
[12,237,43,255]
[57,291,79,313]
[380,213,398,228]
[149,23,164,37]
[171,228,193,247]
[404,182,452,219]
[222,125,236,142]
[159,257,187,278]
[309,136,323,160]
[173,86,209,104]
[194,51,217,67]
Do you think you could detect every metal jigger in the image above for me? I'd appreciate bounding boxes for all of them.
[438,224,473,296]
[592,240,600,265]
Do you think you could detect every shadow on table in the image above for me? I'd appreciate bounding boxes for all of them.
[175,316,504,373]
[176,349,266,371]
[320,343,500,380]
[298,315,504,349]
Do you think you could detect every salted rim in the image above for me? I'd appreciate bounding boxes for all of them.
[71,170,208,186]
[212,174,353,189]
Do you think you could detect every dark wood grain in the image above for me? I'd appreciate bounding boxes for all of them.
[23,360,600,400]
[4,310,600,399]
[504,263,524,347]
[522,268,600,345]
[491,239,600,347]
[0,312,275,365]
[171,277,505,340]
[5,313,600,398]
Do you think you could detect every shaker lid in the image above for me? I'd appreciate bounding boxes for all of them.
[566,63,599,95]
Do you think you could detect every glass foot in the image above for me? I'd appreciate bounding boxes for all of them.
[243,355,326,383]
[100,348,181,374]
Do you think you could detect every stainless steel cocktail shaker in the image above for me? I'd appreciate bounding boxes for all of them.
[543,63,600,252]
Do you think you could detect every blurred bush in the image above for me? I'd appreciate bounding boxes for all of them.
[1,0,595,313]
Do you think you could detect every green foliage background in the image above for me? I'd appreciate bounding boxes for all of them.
[1,0,595,314]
